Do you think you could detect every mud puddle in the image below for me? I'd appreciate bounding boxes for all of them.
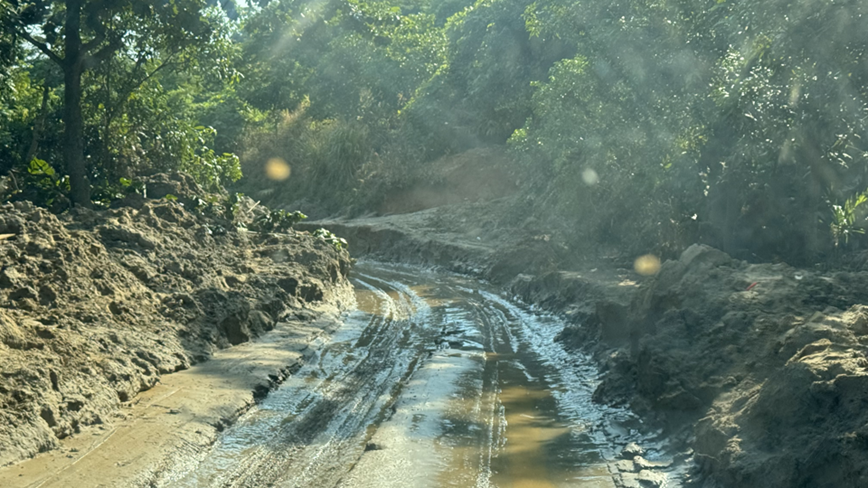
[154,263,679,487]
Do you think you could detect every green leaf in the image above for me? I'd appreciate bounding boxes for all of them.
[28,159,55,177]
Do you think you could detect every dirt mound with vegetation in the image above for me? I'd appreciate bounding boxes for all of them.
[0,197,351,467]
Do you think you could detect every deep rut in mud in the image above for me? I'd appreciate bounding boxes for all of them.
[154,263,675,488]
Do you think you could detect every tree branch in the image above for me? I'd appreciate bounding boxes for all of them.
[81,9,107,53]
[17,30,62,65]
[106,51,181,123]
[81,32,105,53]
[89,38,123,63]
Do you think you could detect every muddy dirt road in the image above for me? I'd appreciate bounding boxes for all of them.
[149,263,674,488]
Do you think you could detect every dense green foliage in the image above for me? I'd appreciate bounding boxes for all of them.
[2,0,867,262]
[1,0,243,206]
[509,0,868,262]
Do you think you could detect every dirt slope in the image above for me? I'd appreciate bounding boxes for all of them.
[511,245,868,488]
[622,245,868,487]
[376,147,520,214]
[0,194,352,468]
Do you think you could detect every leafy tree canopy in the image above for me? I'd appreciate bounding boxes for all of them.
[2,0,867,262]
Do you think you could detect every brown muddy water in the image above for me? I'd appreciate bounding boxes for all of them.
[154,263,679,487]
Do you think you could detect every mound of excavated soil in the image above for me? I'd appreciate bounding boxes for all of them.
[0,198,351,467]
[580,245,868,487]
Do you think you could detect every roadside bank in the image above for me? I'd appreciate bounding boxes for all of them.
[0,181,353,473]
[0,313,342,487]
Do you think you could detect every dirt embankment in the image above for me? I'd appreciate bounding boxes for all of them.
[503,245,868,488]
[309,205,868,487]
[0,186,352,468]
[612,246,868,487]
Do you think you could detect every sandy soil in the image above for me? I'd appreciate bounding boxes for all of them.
[0,173,353,476]
[0,313,341,487]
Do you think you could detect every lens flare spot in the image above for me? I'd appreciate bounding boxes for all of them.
[265,158,291,181]
[634,254,661,276]
[581,168,599,185]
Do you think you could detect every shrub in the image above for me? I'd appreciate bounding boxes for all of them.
[250,209,307,234]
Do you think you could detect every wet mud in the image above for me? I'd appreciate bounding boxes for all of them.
[152,263,679,488]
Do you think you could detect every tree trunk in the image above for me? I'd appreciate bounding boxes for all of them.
[63,0,91,207]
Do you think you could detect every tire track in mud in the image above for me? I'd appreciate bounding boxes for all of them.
[156,263,676,488]
[157,269,437,488]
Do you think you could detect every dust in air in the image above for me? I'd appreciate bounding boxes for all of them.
[634,254,661,276]
[265,158,291,181]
